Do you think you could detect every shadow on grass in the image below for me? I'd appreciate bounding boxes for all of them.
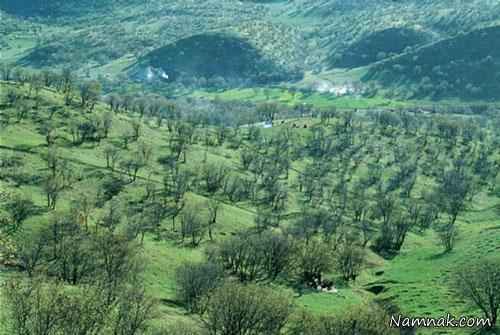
[426,250,451,260]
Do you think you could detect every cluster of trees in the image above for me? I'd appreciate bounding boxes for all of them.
[173,253,398,335]
[1,208,156,335]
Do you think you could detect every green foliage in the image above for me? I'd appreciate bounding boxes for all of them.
[332,27,431,68]
[175,261,224,313]
[201,282,293,335]
[141,33,300,87]
[365,26,500,100]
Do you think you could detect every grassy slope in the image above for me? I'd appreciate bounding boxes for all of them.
[1,83,499,334]
[190,87,410,110]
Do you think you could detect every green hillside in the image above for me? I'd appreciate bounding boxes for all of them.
[2,2,500,334]
[0,0,130,16]
[1,72,500,334]
[3,0,500,99]
[331,27,432,69]
[136,33,301,87]
[364,25,500,100]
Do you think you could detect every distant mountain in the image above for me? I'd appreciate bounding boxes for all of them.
[0,0,127,16]
[363,25,500,100]
[2,0,500,99]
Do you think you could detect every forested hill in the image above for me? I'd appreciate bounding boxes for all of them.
[0,0,128,16]
[363,25,500,100]
[2,0,500,100]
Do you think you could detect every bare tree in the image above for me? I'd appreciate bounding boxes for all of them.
[453,258,500,329]
[206,199,222,241]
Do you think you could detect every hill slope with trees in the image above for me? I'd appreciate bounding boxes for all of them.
[363,25,500,100]
[2,0,500,99]
[1,68,500,334]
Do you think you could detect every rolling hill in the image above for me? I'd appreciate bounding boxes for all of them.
[363,25,500,100]
[330,27,433,69]
[134,33,302,87]
[2,0,500,99]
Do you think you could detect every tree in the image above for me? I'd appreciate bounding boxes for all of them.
[371,192,403,255]
[103,143,121,170]
[163,167,191,230]
[257,102,279,125]
[201,282,292,335]
[98,198,123,233]
[289,207,332,244]
[106,93,121,113]
[294,239,333,286]
[437,166,472,227]
[434,165,472,252]
[93,232,140,302]
[2,279,72,335]
[180,204,206,246]
[131,120,142,141]
[334,239,365,282]
[14,230,45,277]
[60,68,74,105]
[127,200,165,243]
[453,258,500,329]
[222,174,250,203]
[6,88,20,107]
[133,97,148,118]
[28,74,43,108]
[259,232,293,280]
[120,147,148,182]
[436,222,458,253]
[206,199,222,241]
[202,163,229,194]
[70,185,98,231]
[254,208,279,232]
[240,147,257,170]
[1,63,12,81]
[208,231,291,282]
[100,111,113,138]
[2,275,155,335]
[3,192,34,231]
[169,135,189,163]
[40,122,57,147]
[79,80,101,111]
[175,261,224,312]
[43,175,63,210]
[111,285,157,335]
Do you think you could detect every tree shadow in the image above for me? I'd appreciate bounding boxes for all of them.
[426,250,450,260]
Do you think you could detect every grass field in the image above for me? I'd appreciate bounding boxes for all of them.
[190,87,410,110]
